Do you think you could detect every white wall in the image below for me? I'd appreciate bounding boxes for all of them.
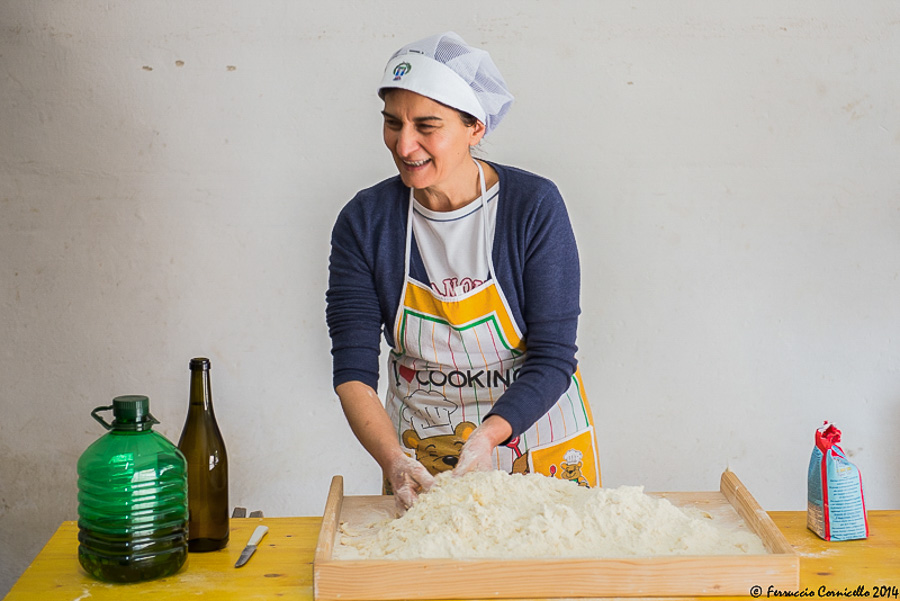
[2,0,898,593]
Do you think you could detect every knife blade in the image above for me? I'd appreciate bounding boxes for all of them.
[234,525,268,568]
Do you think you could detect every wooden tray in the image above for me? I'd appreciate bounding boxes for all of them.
[313,470,798,600]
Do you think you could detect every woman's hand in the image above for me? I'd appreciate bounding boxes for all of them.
[335,381,436,510]
[453,415,513,477]
[386,453,435,511]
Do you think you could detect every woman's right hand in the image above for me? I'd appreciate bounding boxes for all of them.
[386,453,435,511]
[336,381,432,509]
[335,381,435,510]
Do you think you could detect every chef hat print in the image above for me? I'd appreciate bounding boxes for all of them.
[564,449,584,465]
[401,390,459,438]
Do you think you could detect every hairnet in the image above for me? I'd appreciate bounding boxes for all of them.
[378,32,514,136]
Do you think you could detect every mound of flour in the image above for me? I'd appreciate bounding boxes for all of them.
[337,471,766,559]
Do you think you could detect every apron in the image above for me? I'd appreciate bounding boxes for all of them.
[386,162,601,488]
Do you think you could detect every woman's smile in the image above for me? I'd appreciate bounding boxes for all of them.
[401,158,432,168]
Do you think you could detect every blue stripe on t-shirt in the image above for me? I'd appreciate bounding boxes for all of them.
[412,189,499,223]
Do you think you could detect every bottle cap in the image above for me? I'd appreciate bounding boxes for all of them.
[90,395,160,431]
[112,395,160,431]
[190,357,211,370]
[113,395,151,422]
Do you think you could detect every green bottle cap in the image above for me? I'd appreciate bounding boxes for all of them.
[91,396,161,431]
[112,395,152,424]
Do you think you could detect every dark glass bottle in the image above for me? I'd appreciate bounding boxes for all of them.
[178,357,229,551]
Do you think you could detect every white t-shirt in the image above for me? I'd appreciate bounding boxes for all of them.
[412,183,500,298]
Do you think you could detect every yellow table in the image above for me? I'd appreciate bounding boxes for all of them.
[4,513,899,600]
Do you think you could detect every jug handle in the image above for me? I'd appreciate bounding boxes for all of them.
[91,405,114,430]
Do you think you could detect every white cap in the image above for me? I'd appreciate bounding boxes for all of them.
[378,32,514,136]
[564,449,584,465]
[401,390,459,438]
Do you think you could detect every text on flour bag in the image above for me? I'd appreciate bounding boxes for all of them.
[807,421,868,541]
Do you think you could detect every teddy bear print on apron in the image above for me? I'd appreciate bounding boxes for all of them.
[385,162,601,488]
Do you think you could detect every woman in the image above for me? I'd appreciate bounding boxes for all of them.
[326,32,600,509]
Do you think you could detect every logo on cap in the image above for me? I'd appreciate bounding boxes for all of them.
[393,62,411,81]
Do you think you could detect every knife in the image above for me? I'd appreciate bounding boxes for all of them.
[234,525,269,568]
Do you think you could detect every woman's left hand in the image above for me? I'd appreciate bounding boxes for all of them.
[453,415,513,476]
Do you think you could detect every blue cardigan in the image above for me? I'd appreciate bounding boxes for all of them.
[326,162,583,439]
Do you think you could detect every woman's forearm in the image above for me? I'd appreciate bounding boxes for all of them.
[335,380,407,471]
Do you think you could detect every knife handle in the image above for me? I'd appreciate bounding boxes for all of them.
[248,525,269,546]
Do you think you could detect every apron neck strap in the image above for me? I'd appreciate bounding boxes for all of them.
[474,160,497,281]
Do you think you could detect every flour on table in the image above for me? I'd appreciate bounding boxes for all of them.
[335,471,767,559]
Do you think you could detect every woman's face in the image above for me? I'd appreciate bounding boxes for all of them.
[382,89,485,196]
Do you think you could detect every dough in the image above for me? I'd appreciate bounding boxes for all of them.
[336,471,767,559]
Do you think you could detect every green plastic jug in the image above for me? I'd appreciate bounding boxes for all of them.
[77,395,189,582]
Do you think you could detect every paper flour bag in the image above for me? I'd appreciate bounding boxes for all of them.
[807,422,868,541]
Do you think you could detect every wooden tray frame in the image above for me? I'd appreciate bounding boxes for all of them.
[314,470,798,600]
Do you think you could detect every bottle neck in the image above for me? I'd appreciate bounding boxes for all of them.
[189,369,213,410]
